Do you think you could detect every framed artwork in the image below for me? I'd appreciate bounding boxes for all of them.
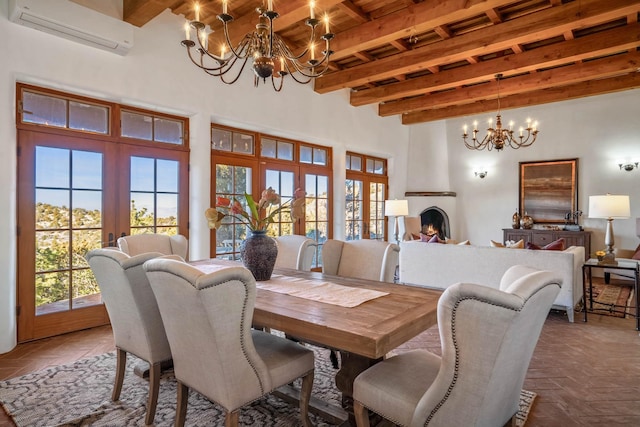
[519,158,578,223]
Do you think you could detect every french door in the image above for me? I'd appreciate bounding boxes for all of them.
[345,176,387,241]
[16,130,188,342]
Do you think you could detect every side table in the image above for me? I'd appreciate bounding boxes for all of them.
[582,259,639,331]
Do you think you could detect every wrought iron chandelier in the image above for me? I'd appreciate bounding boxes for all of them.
[462,74,539,151]
[181,1,334,91]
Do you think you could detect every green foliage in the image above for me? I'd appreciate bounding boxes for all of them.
[34,201,172,309]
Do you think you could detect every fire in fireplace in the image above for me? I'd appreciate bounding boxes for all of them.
[420,207,450,240]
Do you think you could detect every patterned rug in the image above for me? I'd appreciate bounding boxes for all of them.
[0,347,536,426]
[580,279,636,318]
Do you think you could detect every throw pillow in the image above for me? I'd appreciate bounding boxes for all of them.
[457,240,470,245]
[490,239,523,249]
[632,243,640,260]
[421,234,444,243]
[525,238,565,251]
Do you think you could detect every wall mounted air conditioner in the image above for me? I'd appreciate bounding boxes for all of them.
[8,0,134,55]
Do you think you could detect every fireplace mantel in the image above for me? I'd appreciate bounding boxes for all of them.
[405,191,457,197]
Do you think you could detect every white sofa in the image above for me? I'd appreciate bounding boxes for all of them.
[399,241,584,322]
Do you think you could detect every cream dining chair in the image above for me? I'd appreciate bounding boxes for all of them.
[143,258,315,427]
[117,233,188,260]
[353,265,562,427]
[274,235,317,271]
[322,239,400,283]
[86,248,174,426]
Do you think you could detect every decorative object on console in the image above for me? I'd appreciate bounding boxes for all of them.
[462,74,538,151]
[520,212,534,229]
[619,162,638,172]
[563,210,583,231]
[385,199,409,244]
[519,159,578,223]
[512,209,521,229]
[181,1,334,91]
[588,194,631,266]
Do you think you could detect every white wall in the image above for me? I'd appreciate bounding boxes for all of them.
[407,89,640,249]
[0,4,409,352]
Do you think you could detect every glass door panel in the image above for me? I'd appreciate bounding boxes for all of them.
[345,179,364,240]
[214,163,253,260]
[263,166,297,237]
[34,147,104,316]
[129,156,180,236]
[369,182,386,241]
[304,174,329,267]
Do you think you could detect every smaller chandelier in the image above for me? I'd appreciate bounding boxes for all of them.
[462,74,539,151]
[181,1,334,91]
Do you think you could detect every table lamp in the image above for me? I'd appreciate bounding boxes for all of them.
[588,194,630,265]
[384,199,409,244]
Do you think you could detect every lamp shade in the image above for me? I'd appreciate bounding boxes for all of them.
[588,195,630,219]
[384,199,409,217]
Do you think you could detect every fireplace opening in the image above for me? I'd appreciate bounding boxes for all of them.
[420,207,450,240]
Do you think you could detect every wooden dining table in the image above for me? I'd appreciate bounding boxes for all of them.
[191,259,442,425]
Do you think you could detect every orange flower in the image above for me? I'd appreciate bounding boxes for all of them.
[205,187,307,232]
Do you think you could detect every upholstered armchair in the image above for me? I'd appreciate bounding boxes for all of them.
[322,239,400,283]
[143,258,315,427]
[353,265,562,427]
[117,233,188,260]
[86,248,173,426]
[399,216,422,241]
[274,235,317,271]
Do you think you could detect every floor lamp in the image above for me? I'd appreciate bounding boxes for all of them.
[588,194,630,265]
[385,199,409,244]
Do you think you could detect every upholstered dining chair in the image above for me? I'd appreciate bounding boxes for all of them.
[322,239,400,283]
[353,265,562,427]
[117,233,188,260]
[274,235,317,271]
[86,248,173,426]
[143,258,315,427]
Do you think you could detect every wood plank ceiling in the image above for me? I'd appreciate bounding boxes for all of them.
[124,0,640,125]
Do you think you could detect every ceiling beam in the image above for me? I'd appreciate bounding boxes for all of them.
[350,23,640,106]
[314,0,640,94]
[328,0,516,61]
[123,0,175,27]
[402,72,640,124]
[380,51,640,116]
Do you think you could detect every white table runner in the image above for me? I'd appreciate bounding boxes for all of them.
[190,262,388,308]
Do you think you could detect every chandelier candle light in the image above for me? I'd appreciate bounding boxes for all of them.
[182,0,334,91]
[463,74,539,151]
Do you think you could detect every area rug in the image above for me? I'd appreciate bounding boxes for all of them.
[0,347,535,426]
[580,280,635,318]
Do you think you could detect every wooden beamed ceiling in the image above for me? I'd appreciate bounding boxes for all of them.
[124,0,640,125]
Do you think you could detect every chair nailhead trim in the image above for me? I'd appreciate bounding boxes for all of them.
[424,282,559,426]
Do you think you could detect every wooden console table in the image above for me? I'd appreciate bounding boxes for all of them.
[503,228,591,260]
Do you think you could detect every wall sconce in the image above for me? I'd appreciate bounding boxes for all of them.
[619,162,638,171]
[475,171,488,179]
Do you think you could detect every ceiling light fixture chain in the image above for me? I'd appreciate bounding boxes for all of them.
[462,74,539,151]
[181,1,334,92]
